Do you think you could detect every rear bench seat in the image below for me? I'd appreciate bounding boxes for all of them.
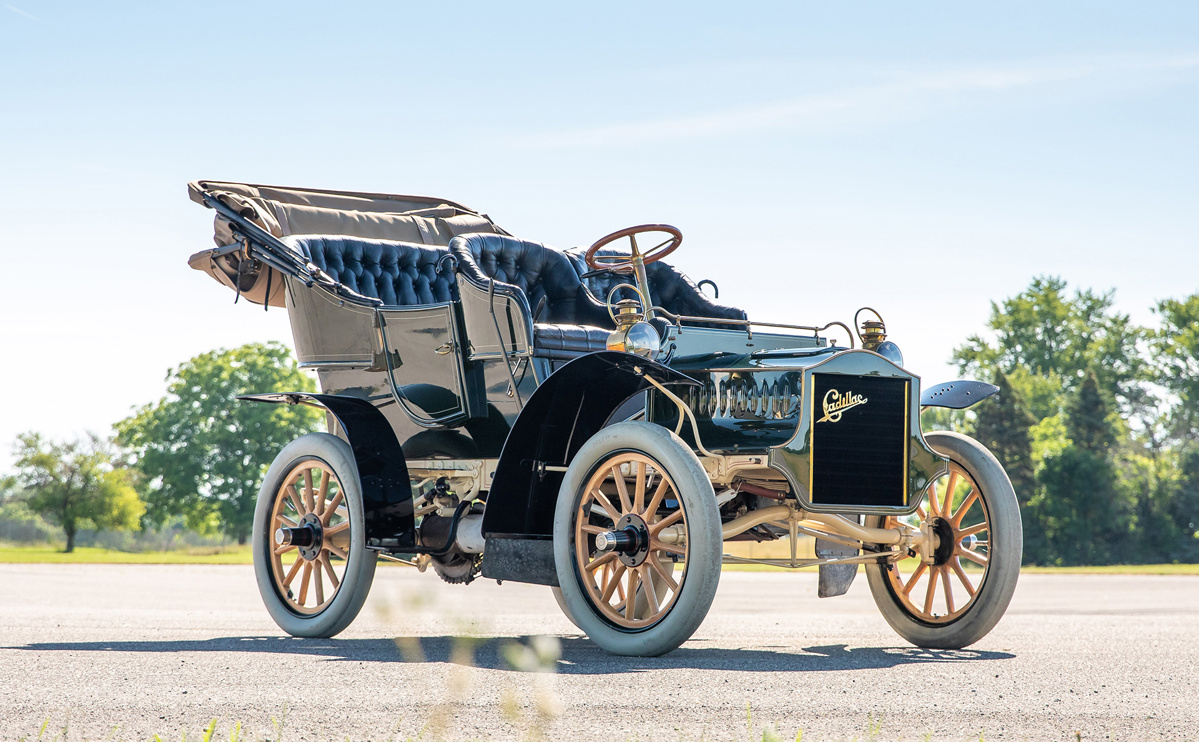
[283,235,458,306]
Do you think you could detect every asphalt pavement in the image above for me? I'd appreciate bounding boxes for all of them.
[1,564,1195,741]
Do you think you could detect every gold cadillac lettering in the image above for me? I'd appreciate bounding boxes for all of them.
[816,389,868,423]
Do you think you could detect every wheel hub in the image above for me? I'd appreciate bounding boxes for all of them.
[275,512,324,562]
[596,513,651,567]
[930,516,956,566]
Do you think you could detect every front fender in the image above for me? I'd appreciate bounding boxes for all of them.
[482,352,698,539]
[920,380,1000,409]
[239,392,415,550]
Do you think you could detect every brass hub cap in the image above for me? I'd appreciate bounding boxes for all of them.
[573,452,687,630]
[884,463,992,624]
[269,459,352,616]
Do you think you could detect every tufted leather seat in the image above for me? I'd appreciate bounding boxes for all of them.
[565,248,747,328]
[451,234,614,360]
[284,235,457,306]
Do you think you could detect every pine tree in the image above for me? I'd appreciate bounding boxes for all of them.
[971,370,1047,563]
[1066,371,1116,453]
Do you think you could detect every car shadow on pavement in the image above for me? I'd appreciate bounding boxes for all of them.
[6,635,1013,674]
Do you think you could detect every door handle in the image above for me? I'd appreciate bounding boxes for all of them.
[434,342,454,355]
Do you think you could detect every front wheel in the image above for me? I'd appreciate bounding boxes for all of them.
[553,422,721,657]
[253,433,377,638]
[865,431,1022,649]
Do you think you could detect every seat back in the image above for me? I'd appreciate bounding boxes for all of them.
[451,234,610,327]
[284,235,457,306]
[564,248,748,325]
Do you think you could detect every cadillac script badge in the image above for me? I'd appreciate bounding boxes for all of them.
[816,389,868,423]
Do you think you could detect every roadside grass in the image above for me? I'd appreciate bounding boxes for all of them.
[0,545,253,565]
[1,543,1195,575]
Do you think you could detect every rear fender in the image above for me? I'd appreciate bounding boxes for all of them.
[239,393,415,550]
[483,352,699,539]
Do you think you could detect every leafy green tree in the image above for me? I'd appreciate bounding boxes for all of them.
[1036,370,1133,564]
[970,371,1048,563]
[12,433,143,552]
[953,276,1147,415]
[1150,294,1199,442]
[115,342,323,544]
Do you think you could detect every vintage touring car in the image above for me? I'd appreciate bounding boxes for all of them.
[187,180,1021,656]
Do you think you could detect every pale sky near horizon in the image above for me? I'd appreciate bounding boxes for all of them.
[1,2,1196,470]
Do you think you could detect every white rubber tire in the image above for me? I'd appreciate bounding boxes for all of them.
[253,433,377,638]
[552,422,721,656]
[865,431,1022,649]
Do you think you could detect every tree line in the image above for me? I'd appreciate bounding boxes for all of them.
[3,279,1197,564]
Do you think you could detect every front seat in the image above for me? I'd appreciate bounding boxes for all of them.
[450,234,614,361]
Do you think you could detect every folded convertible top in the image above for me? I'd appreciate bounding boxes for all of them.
[187,180,507,307]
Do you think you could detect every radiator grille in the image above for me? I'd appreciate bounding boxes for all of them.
[809,373,909,508]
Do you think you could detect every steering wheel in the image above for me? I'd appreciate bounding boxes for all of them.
[584,224,682,272]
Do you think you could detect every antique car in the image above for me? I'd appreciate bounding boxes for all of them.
[187,180,1021,656]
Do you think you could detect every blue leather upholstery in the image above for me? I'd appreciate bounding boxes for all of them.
[284,235,456,306]
[451,234,616,360]
[451,234,611,327]
[531,324,611,361]
[565,248,747,327]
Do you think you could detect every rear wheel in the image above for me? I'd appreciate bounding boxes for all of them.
[553,422,721,656]
[865,431,1021,648]
[253,433,377,638]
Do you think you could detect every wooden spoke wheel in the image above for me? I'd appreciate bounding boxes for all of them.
[881,461,992,623]
[573,452,687,630]
[253,433,377,638]
[268,460,351,615]
[865,431,1022,649]
[553,422,721,657]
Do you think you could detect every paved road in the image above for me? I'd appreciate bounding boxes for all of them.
[1,564,1195,741]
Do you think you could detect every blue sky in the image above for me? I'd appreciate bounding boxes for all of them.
[1,2,1196,466]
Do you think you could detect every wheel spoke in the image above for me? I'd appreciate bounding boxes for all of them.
[950,557,976,597]
[649,555,679,592]
[640,565,660,616]
[915,503,927,520]
[326,543,348,561]
[940,565,955,614]
[960,548,989,567]
[599,563,626,602]
[297,562,313,604]
[643,478,671,518]
[952,491,979,526]
[279,514,297,528]
[316,470,330,513]
[941,471,958,518]
[591,490,621,522]
[585,551,618,572]
[302,470,315,514]
[625,568,638,620]
[959,521,989,538]
[653,540,685,557]
[927,482,939,515]
[287,486,305,517]
[321,553,340,589]
[274,544,296,556]
[581,524,607,535]
[902,561,927,596]
[923,566,939,615]
[282,557,304,587]
[633,461,646,513]
[325,522,350,537]
[314,562,325,605]
[611,465,632,514]
[650,508,683,534]
[322,490,345,526]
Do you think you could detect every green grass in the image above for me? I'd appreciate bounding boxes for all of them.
[0,545,253,564]
[1,544,1195,574]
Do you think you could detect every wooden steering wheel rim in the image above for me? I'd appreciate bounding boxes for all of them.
[584,224,682,272]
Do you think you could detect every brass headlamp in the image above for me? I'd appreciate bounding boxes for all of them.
[605,286,660,359]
